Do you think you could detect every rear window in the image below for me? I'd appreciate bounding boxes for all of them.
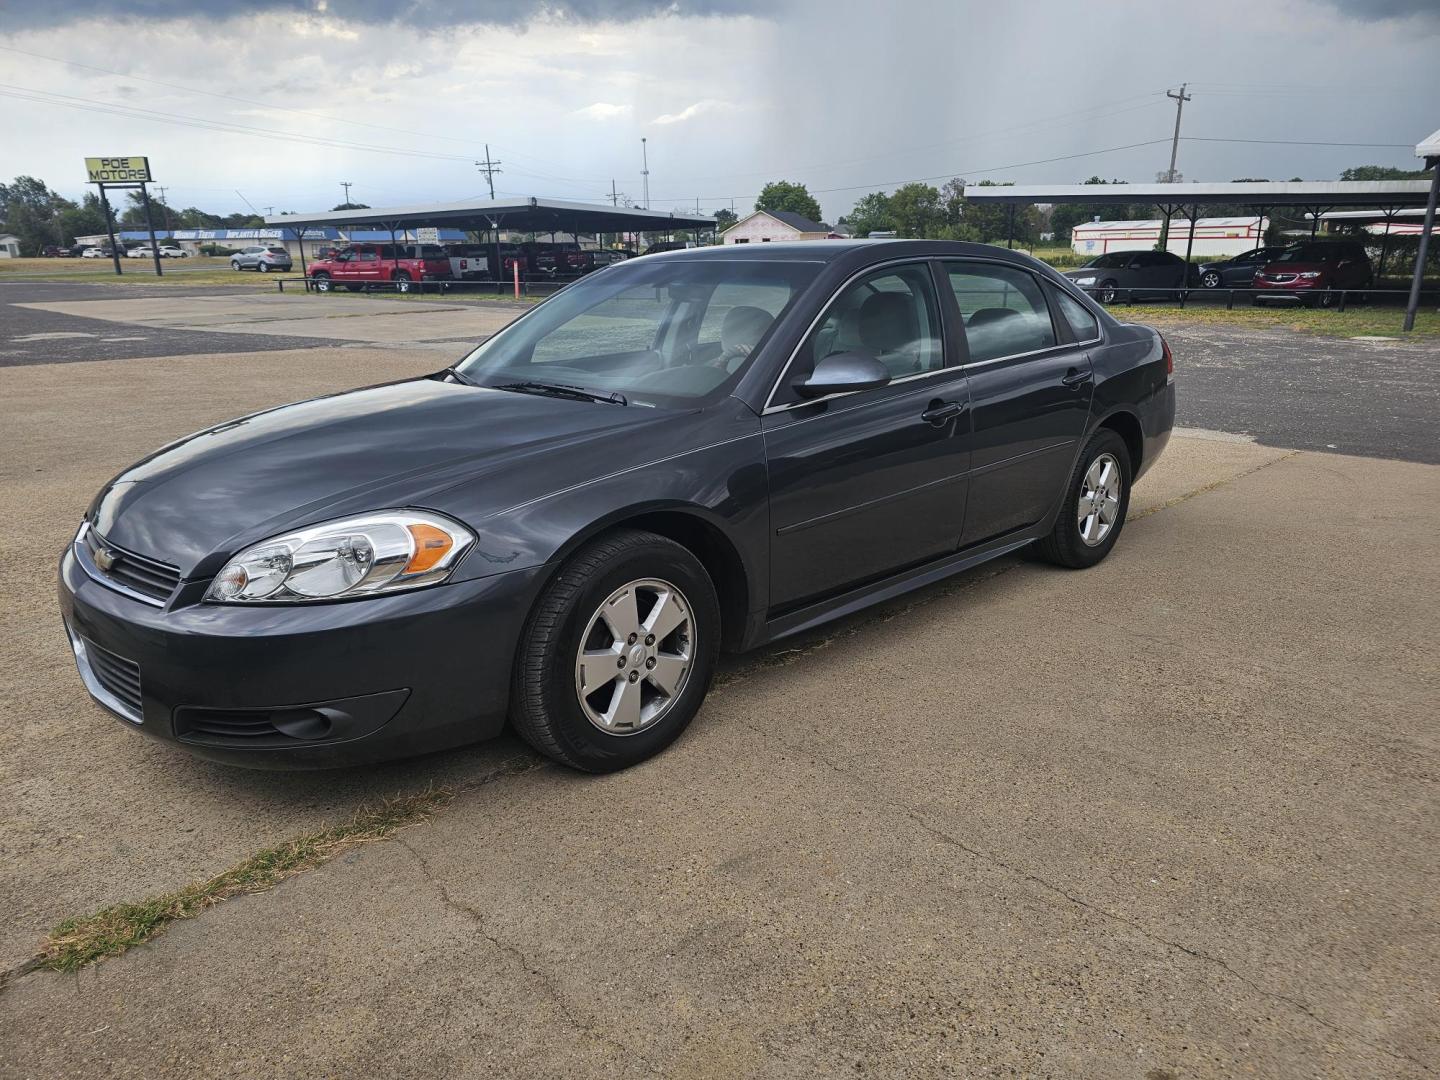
[265,246,287,254]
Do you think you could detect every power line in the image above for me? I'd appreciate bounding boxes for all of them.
[1183,136,1414,148]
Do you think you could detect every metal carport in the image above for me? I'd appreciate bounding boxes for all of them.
[264,197,718,285]
[964,178,1436,326]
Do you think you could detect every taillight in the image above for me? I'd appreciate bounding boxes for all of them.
[1160,333,1173,375]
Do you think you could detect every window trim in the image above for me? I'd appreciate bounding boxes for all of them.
[762,257,954,414]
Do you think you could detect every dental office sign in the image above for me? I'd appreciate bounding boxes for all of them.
[85,156,152,183]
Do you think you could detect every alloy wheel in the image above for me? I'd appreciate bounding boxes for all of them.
[573,578,694,736]
[1201,271,1221,288]
[1077,453,1123,547]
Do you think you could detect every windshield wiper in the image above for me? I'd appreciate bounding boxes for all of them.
[495,381,628,406]
[438,366,479,387]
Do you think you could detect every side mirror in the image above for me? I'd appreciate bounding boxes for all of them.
[795,352,891,399]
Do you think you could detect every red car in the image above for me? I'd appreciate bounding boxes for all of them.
[307,243,452,293]
[1252,240,1373,307]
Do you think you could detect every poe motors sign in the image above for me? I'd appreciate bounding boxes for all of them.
[85,156,152,183]
[85,155,162,275]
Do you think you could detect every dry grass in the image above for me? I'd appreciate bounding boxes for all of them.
[36,788,453,972]
[1126,303,1440,338]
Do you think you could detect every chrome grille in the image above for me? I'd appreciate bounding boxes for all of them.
[81,525,181,603]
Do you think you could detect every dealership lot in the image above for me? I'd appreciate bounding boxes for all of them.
[1,292,1437,1077]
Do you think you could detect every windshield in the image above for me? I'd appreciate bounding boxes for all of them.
[1083,253,1129,269]
[455,257,819,406]
[1274,245,1343,263]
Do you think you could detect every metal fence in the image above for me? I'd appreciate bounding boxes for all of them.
[271,276,568,299]
[1082,285,1438,313]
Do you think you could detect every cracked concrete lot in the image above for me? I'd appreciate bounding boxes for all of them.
[1,346,1437,1079]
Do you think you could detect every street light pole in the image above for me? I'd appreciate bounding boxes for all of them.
[641,137,650,210]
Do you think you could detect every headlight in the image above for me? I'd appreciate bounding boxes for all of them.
[1298,271,1322,279]
[205,511,474,603]
[1072,276,1096,286]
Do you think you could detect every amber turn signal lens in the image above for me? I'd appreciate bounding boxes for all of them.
[404,523,454,573]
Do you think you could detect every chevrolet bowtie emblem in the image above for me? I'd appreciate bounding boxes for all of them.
[93,547,118,572]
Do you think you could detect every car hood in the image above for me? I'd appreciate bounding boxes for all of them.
[89,377,674,578]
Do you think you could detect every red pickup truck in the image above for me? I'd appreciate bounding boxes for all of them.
[307,244,453,293]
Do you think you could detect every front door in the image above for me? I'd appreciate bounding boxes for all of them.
[764,260,971,611]
[943,260,1094,547]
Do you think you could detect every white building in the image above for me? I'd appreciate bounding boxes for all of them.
[721,210,841,244]
[0,233,21,258]
[1071,217,1268,258]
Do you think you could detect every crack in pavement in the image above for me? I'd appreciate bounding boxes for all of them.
[728,715,1428,1073]
[393,836,663,1076]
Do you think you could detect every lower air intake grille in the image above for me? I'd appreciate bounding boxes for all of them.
[84,639,143,718]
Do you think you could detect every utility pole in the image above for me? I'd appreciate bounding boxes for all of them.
[641,137,650,210]
[475,144,502,200]
[610,180,618,206]
[340,180,353,208]
[263,205,275,216]
[155,185,172,230]
[1158,83,1191,249]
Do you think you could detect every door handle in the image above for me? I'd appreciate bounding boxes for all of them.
[921,399,965,426]
[1061,368,1093,389]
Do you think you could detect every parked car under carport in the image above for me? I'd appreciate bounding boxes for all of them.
[1062,251,1198,303]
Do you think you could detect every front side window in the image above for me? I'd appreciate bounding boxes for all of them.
[777,262,944,406]
[946,262,1057,363]
[457,258,818,405]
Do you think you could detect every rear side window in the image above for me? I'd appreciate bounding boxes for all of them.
[1048,286,1100,342]
[945,262,1057,363]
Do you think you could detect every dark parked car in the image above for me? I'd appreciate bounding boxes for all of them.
[1196,246,1289,289]
[1252,241,1373,307]
[60,240,1174,772]
[1062,249,1198,302]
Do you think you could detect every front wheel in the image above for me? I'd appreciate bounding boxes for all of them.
[311,274,331,292]
[1200,270,1221,289]
[510,529,720,772]
[1033,429,1132,569]
[231,261,242,271]
[1097,281,1119,304]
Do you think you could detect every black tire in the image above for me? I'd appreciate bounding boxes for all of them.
[510,529,721,772]
[258,262,270,273]
[1033,428,1132,569]
[1200,270,1221,289]
[393,271,412,293]
[1098,281,1119,304]
[230,260,242,271]
[311,273,331,292]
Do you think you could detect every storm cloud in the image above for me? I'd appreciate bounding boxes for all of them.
[0,0,766,31]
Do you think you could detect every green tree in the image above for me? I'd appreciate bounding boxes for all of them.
[0,175,72,254]
[843,191,894,238]
[1048,176,1134,244]
[55,192,109,244]
[1340,165,1427,181]
[712,208,738,231]
[331,201,371,211]
[754,180,823,224]
[956,180,1038,245]
[888,182,942,237]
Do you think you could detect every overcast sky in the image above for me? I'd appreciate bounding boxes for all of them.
[1,0,1435,222]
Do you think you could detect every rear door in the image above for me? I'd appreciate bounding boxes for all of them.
[763,259,972,610]
[945,261,1094,547]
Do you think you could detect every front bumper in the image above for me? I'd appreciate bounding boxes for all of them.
[58,545,546,769]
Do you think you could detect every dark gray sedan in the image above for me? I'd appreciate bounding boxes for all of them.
[1063,250,1198,302]
[60,240,1174,773]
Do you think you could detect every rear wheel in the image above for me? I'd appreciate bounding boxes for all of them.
[1033,429,1132,569]
[258,262,270,273]
[510,529,720,772]
[393,271,412,294]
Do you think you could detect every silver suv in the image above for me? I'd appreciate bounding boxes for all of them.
[230,245,293,273]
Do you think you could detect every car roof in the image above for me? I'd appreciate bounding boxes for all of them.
[652,238,1052,265]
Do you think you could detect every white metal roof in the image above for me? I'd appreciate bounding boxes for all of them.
[1416,128,1440,159]
[266,196,715,232]
[1073,216,1261,232]
[965,180,1434,207]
